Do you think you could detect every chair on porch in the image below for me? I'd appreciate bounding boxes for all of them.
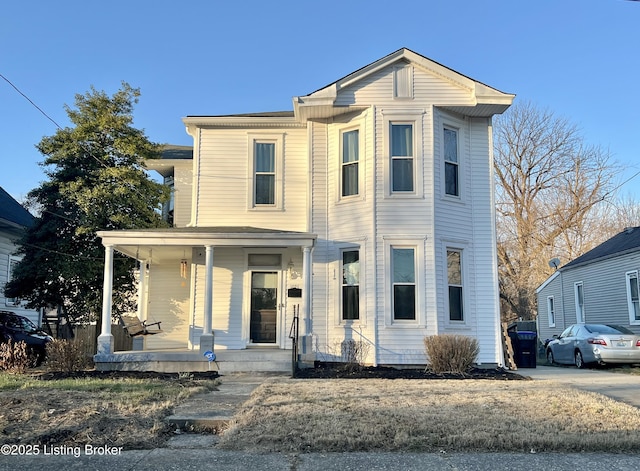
[117,314,162,337]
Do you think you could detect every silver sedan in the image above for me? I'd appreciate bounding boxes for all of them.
[546,324,640,368]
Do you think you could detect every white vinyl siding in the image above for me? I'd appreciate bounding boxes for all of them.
[626,271,640,325]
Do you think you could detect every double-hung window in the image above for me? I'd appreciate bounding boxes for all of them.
[392,247,416,320]
[447,249,463,321]
[5,256,20,306]
[574,282,585,323]
[444,127,459,197]
[391,123,414,192]
[341,250,360,320]
[254,142,276,205]
[547,296,556,327]
[341,130,359,197]
[626,271,640,324]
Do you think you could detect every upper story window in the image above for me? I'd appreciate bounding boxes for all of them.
[626,271,640,324]
[547,296,556,327]
[341,250,360,320]
[248,134,283,210]
[5,256,21,306]
[574,282,585,323]
[447,249,463,321]
[392,247,416,320]
[341,130,359,197]
[444,127,459,197]
[162,175,174,226]
[391,123,414,193]
[254,142,276,205]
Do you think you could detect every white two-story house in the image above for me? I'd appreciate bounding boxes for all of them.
[95,48,514,372]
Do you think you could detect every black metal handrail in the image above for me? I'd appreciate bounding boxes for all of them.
[288,304,299,377]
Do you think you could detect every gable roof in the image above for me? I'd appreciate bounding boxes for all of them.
[0,187,34,229]
[293,47,515,120]
[561,227,640,270]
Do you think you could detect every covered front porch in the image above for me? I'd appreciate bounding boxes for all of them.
[94,227,316,373]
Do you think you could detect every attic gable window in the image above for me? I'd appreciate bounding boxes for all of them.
[393,65,413,99]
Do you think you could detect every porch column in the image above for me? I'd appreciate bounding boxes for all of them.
[200,245,215,353]
[97,244,114,355]
[302,246,312,334]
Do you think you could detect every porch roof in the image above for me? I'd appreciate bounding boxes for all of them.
[97,226,317,262]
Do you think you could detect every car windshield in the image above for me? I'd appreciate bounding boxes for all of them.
[584,324,634,335]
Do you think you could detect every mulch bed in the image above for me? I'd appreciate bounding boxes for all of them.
[294,362,529,380]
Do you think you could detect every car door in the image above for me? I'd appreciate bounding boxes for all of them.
[554,325,577,363]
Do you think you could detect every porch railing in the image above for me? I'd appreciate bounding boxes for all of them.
[288,304,299,377]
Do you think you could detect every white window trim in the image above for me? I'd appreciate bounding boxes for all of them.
[5,255,21,307]
[337,125,364,203]
[574,281,585,324]
[547,295,556,328]
[383,237,426,326]
[382,110,424,199]
[445,247,465,324]
[247,133,284,210]
[626,270,640,325]
[440,118,465,202]
[335,245,365,326]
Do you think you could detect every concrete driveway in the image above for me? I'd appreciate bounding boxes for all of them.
[521,365,640,408]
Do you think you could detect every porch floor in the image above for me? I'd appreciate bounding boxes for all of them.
[93,347,295,374]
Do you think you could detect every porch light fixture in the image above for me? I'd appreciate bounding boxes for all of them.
[180,259,188,279]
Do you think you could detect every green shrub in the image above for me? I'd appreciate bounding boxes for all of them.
[423,334,479,374]
[0,339,32,374]
[45,338,93,373]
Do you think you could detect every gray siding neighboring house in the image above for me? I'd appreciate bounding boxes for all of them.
[0,187,40,324]
[537,227,640,343]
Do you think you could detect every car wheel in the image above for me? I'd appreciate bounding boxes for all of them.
[575,350,585,369]
[546,350,555,366]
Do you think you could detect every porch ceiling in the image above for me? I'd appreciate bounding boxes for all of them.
[97,226,317,262]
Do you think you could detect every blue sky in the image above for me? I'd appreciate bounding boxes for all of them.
[2,0,639,202]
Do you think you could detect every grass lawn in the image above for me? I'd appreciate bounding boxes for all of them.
[218,377,640,453]
[0,372,219,449]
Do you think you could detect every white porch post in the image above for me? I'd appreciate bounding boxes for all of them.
[302,246,312,335]
[97,244,114,355]
[200,245,215,353]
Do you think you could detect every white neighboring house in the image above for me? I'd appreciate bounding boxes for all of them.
[95,48,515,372]
[537,226,640,343]
[0,187,39,325]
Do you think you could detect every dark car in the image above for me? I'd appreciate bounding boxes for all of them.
[0,310,52,364]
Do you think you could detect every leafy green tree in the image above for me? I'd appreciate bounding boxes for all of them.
[5,83,169,324]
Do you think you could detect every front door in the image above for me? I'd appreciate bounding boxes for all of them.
[250,271,278,343]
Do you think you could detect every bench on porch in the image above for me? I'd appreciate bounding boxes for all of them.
[119,315,162,337]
